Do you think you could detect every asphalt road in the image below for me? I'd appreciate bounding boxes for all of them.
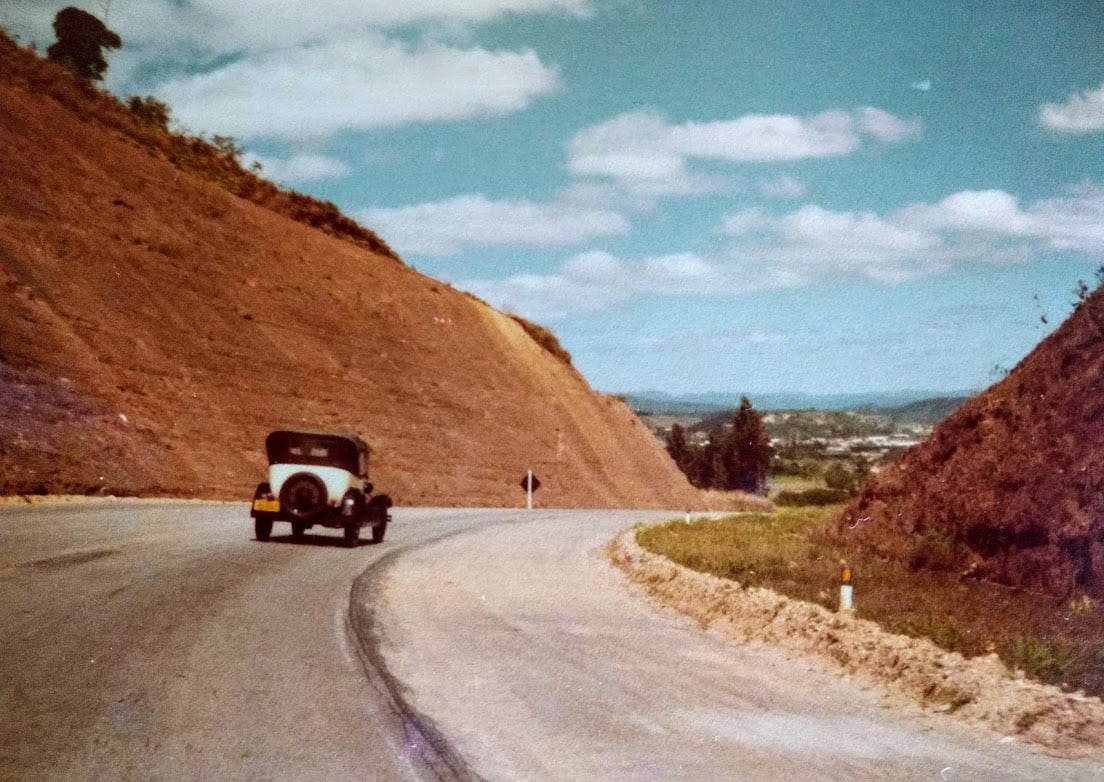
[1,502,1101,781]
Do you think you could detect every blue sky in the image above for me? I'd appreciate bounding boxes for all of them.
[6,1,1104,395]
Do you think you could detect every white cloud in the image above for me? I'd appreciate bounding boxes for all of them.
[8,0,593,55]
[714,185,1104,286]
[564,110,727,196]
[459,184,1104,320]
[670,110,862,161]
[898,190,1036,235]
[717,207,771,236]
[1029,185,1104,253]
[896,186,1104,253]
[732,204,948,283]
[911,79,932,92]
[358,194,630,255]
[1038,83,1104,134]
[463,274,586,319]
[719,204,941,273]
[857,107,923,143]
[625,329,788,353]
[244,153,352,183]
[156,37,560,139]
[566,107,921,196]
[757,175,807,199]
[641,253,715,289]
[782,205,937,253]
[459,249,724,320]
[561,250,625,282]
[5,1,579,142]
[561,249,721,295]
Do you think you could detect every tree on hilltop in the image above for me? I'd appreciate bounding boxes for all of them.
[47,6,121,81]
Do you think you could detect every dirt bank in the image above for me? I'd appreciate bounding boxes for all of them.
[608,525,1104,759]
[0,34,701,510]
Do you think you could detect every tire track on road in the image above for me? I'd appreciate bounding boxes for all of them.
[348,523,494,782]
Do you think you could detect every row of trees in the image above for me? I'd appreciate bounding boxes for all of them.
[665,397,772,494]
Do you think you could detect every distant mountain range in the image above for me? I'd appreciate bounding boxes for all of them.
[622,390,977,416]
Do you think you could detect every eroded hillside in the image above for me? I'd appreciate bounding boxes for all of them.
[839,284,1104,598]
[0,35,701,509]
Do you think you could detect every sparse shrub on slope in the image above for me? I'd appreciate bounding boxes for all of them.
[126,95,170,130]
[907,528,967,572]
[509,315,574,366]
[0,28,399,262]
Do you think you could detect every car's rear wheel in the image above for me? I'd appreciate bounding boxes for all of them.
[281,473,327,522]
[255,515,273,541]
[291,520,306,539]
[365,495,390,544]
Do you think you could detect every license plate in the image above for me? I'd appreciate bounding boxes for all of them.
[253,498,279,513]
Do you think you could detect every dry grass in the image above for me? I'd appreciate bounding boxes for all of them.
[766,475,819,495]
[509,315,574,366]
[637,506,1104,697]
[697,489,773,513]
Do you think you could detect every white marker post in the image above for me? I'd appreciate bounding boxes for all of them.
[519,470,541,509]
[839,566,854,612]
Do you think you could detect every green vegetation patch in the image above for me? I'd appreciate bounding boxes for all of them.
[774,488,852,507]
[637,507,839,595]
[637,507,1104,697]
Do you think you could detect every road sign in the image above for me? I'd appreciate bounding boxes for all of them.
[519,474,541,492]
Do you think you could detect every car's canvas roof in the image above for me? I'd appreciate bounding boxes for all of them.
[264,430,370,467]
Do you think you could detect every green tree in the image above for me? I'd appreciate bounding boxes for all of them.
[47,7,121,81]
[707,440,728,491]
[664,423,694,478]
[724,397,772,494]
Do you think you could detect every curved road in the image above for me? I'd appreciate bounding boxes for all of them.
[0,502,1099,781]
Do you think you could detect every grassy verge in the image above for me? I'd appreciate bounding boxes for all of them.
[697,489,773,513]
[637,507,1104,697]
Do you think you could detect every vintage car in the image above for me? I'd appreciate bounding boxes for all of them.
[250,430,392,546]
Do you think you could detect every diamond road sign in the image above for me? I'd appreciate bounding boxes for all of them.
[520,474,541,492]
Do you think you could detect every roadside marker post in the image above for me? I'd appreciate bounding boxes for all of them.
[519,470,541,510]
[839,566,854,612]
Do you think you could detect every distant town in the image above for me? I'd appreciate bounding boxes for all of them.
[634,395,967,493]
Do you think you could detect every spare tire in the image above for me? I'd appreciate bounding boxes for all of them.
[280,473,327,522]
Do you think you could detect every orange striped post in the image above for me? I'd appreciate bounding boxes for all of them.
[839,565,854,612]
